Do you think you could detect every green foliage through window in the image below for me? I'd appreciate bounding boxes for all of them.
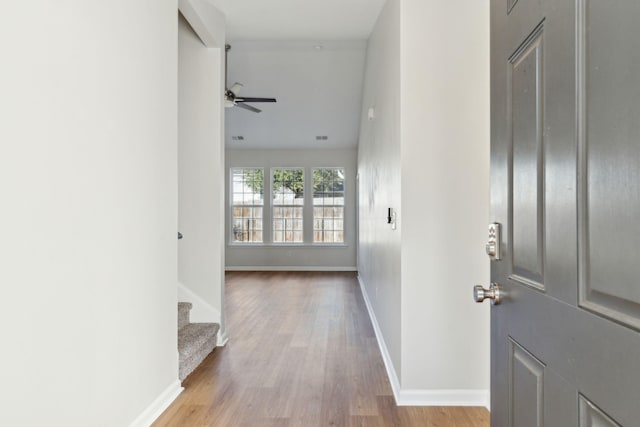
[313,168,345,243]
[272,169,304,198]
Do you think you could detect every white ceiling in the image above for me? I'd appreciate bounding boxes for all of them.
[225,41,367,150]
[209,0,386,40]
[211,0,386,150]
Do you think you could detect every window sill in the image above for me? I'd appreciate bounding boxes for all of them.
[228,243,349,248]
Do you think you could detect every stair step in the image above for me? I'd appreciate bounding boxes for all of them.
[178,322,219,381]
[178,302,192,330]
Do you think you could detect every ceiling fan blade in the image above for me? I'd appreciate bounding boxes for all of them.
[235,97,276,103]
[236,102,262,113]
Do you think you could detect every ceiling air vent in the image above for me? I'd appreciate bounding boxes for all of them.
[232,136,245,141]
[315,136,328,141]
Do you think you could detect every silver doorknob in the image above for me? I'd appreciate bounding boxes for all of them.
[473,283,503,305]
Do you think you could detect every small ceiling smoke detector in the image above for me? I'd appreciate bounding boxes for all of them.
[232,136,245,141]
[315,136,328,141]
[313,44,324,51]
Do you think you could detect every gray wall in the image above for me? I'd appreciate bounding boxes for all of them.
[226,149,357,270]
[357,0,403,381]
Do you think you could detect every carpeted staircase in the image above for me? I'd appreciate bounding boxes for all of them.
[178,302,219,381]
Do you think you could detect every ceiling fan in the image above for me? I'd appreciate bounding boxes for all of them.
[224,44,276,113]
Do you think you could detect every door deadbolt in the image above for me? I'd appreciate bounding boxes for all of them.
[486,223,501,260]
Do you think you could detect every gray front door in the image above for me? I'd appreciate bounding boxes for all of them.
[488,0,640,425]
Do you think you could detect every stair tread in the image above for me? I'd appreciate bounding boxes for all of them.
[178,322,220,360]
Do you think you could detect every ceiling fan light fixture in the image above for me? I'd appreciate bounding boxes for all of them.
[229,82,243,95]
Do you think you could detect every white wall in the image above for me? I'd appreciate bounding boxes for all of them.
[357,0,403,381]
[178,3,226,330]
[399,0,490,396]
[0,0,179,425]
[226,149,358,270]
[357,0,490,406]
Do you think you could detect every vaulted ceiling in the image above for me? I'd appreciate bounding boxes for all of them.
[209,0,386,40]
[209,0,387,150]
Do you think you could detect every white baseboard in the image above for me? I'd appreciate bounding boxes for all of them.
[217,330,229,346]
[225,266,357,272]
[357,275,490,410]
[357,275,402,401]
[397,389,490,408]
[178,282,221,324]
[128,380,183,427]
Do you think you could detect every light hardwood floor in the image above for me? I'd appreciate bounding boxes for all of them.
[153,271,490,426]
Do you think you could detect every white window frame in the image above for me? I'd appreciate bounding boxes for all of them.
[229,167,264,245]
[271,167,305,244]
[312,167,346,245]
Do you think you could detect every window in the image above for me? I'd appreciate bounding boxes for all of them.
[313,168,345,243]
[231,168,264,243]
[272,168,304,243]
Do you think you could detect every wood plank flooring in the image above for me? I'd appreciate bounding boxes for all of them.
[153,271,490,426]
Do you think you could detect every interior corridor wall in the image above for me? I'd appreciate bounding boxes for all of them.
[178,6,225,329]
[399,0,490,396]
[358,0,490,404]
[357,0,403,381]
[0,0,179,425]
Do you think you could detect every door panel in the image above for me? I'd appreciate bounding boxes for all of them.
[498,285,640,426]
[509,339,544,427]
[509,25,545,289]
[580,0,640,330]
[490,0,640,425]
[579,395,621,427]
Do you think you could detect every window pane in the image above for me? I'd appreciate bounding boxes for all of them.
[313,168,345,243]
[231,168,264,243]
[272,168,304,243]
[273,168,304,206]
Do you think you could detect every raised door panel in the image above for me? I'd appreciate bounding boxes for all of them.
[509,25,545,290]
[579,0,640,330]
[509,339,545,427]
[579,395,621,427]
